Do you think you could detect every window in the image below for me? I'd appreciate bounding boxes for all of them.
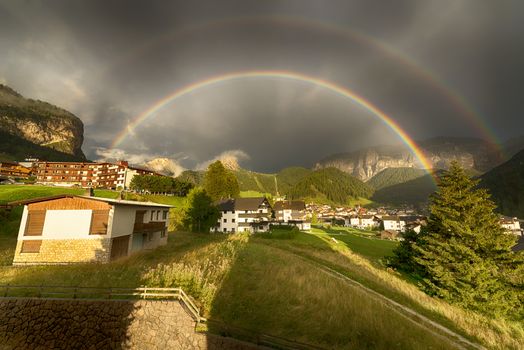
[150,211,154,221]
[160,229,166,238]
[21,240,42,253]
[24,210,45,236]
[90,210,109,235]
[163,210,168,220]
[231,228,235,233]
[156,210,160,221]
[232,219,235,223]
[223,228,227,232]
[223,219,227,223]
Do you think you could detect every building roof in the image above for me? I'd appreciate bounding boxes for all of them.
[9,194,173,208]
[273,200,305,211]
[512,235,524,252]
[381,216,400,221]
[216,197,270,211]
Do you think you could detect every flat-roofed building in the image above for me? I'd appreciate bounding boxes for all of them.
[35,160,159,189]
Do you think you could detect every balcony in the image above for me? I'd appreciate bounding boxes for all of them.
[238,212,269,219]
[133,221,166,233]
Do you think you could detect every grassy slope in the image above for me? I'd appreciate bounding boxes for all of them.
[0,215,521,348]
[0,186,522,348]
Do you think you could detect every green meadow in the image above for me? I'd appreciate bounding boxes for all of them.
[0,185,522,348]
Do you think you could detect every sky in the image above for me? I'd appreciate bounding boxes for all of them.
[0,0,523,172]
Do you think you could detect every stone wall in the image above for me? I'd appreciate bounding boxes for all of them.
[12,238,111,265]
[0,298,261,350]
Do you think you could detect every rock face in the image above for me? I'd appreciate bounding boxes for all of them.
[0,84,85,159]
[315,137,503,181]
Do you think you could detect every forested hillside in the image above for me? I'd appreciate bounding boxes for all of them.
[480,149,524,217]
[371,173,437,206]
[275,167,312,195]
[288,167,374,204]
[367,167,426,190]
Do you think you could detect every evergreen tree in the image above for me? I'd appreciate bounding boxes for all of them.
[399,162,523,318]
[181,188,220,233]
[203,161,240,201]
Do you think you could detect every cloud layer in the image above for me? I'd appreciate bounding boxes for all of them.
[1,1,522,171]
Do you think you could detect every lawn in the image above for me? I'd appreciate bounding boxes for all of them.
[310,226,397,263]
[0,184,120,204]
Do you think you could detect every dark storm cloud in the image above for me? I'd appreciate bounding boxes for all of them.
[0,0,522,171]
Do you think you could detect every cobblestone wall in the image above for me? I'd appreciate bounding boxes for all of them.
[12,238,111,265]
[0,299,260,350]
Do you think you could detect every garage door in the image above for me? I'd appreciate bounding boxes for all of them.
[110,235,130,261]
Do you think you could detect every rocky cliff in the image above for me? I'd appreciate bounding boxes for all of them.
[315,137,503,181]
[0,84,85,159]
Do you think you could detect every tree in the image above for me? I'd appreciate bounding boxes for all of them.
[203,161,240,201]
[182,188,220,233]
[392,162,523,318]
[129,174,193,196]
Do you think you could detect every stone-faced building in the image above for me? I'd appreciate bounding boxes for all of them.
[212,197,271,233]
[11,195,172,265]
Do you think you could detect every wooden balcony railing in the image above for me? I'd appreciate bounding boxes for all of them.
[133,221,166,233]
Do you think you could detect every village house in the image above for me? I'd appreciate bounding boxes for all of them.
[500,216,522,235]
[35,160,160,190]
[273,200,311,231]
[381,216,406,232]
[347,215,380,230]
[212,197,272,233]
[10,194,171,265]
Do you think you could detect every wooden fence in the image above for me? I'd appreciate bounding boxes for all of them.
[0,285,203,322]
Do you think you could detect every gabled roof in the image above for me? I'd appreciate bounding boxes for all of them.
[273,200,305,211]
[216,197,270,211]
[9,195,173,208]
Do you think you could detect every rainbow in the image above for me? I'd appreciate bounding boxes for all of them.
[111,70,434,173]
[103,15,502,156]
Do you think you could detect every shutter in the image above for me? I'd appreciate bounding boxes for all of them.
[24,211,46,236]
[21,240,42,253]
[90,210,109,235]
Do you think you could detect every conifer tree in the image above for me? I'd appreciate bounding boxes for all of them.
[411,162,523,317]
[390,162,524,318]
[203,161,240,201]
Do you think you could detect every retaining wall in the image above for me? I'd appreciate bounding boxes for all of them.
[0,298,260,350]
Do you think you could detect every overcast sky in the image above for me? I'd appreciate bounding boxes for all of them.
[1,0,522,172]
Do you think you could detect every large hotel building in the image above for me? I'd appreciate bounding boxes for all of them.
[35,161,158,189]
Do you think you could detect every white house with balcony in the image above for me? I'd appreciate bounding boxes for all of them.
[212,197,271,233]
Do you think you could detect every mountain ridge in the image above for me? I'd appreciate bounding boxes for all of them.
[0,84,85,160]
